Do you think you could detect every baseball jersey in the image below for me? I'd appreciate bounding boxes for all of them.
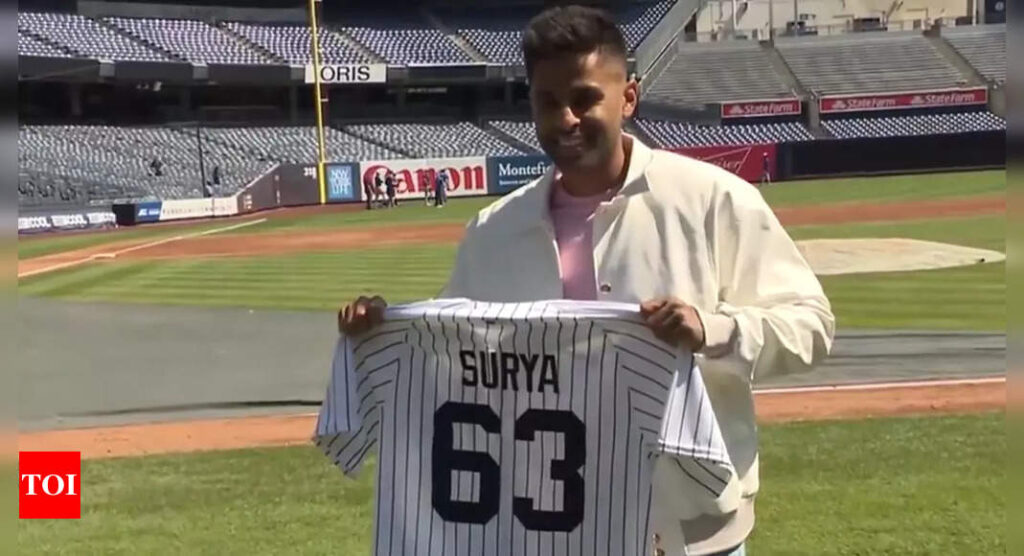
[314,299,736,556]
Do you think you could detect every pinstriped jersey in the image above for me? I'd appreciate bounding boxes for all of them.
[314,299,735,556]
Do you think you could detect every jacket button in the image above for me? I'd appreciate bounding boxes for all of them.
[599,283,612,293]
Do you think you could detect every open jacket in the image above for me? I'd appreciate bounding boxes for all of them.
[440,136,835,554]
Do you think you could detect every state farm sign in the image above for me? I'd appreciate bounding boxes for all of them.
[819,88,988,113]
[721,99,802,119]
[360,157,489,200]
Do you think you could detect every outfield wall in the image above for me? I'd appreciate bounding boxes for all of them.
[94,129,1004,229]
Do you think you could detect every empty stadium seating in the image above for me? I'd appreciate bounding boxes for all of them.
[488,120,542,152]
[776,32,964,95]
[441,0,674,65]
[338,13,473,65]
[644,42,795,105]
[19,12,170,61]
[944,25,1006,83]
[106,17,270,64]
[19,31,70,58]
[635,118,815,147]
[224,22,372,65]
[821,111,1006,138]
[342,122,526,158]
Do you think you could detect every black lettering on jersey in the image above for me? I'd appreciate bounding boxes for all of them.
[520,353,539,392]
[501,353,519,390]
[459,350,478,387]
[481,351,500,388]
[459,351,560,393]
[538,354,559,394]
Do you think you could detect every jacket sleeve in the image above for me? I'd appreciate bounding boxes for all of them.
[693,180,836,382]
[438,215,481,299]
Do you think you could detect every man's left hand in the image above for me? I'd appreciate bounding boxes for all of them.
[640,297,706,352]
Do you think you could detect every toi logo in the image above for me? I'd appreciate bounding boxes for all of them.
[19,452,81,519]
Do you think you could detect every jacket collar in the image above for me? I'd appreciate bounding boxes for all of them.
[509,133,654,232]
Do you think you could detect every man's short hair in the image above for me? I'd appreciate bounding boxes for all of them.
[522,4,628,80]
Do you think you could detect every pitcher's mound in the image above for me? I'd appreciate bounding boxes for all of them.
[796,238,1005,276]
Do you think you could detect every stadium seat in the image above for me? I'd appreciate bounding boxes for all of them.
[776,32,964,95]
[821,111,1006,139]
[224,22,372,65]
[635,118,815,147]
[337,13,473,65]
[342,122,526,158]
[643,41,796,105]
[105,17,270,64]
[943,24,1006,84]
[19,12,171,61]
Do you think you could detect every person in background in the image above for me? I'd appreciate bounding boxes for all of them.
[434,169,449,208]
[759,152,772,187]
[373,171,385,207]
[384,170,396,208]
[364,172,376,210]
[422,171,434,206]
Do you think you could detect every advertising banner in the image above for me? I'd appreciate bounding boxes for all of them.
[819,87,988,114]
[486,155,552,195]
[720,99,802,119]
[359,157,489,201]
[135,201,163,223]
[276,164,322,206]
[304,64,387,84]
[158,197,239,221]
[326,163,361,203]
[17,209,116,234]
[673,144,776,183]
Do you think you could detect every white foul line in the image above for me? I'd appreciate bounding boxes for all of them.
[753,375,1005,395]
[18,218,267,279]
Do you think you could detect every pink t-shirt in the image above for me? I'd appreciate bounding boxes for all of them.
[549,179,616,301]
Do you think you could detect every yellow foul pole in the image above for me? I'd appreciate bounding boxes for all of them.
[309,0,328,204]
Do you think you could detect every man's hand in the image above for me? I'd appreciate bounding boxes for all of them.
[640,297,706,352]
[338,295,387,336]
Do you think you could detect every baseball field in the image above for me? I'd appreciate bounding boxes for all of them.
[16,169,1006,554]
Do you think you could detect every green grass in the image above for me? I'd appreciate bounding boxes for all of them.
[759,169,1005,207]
[18,246,458,310]
[19,169,1002,260]
[17,221,255,261]
[17,413,1004,555]
[18,215,1006,330]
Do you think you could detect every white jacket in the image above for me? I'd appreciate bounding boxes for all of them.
[440,136,835,555]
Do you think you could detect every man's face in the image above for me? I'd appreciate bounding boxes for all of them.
[529,50,637,172]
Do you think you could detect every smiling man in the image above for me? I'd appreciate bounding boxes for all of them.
[338,5,834,555]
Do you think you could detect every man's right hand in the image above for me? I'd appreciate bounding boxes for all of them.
[338,295,387,336]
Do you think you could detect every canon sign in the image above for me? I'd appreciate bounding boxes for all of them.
[304,64,387,84]
[360,157,489,200]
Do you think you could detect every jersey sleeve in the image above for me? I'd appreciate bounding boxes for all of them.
[653,357,742,519]
[313,335,377,477]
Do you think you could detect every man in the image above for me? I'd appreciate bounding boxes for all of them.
[373,170,385,207]
[759,152,771,187]
[384,170,397,208]
[338,5,834,555]
[434,168,449,207]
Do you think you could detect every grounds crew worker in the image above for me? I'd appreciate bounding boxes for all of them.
[339,5,834,555]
